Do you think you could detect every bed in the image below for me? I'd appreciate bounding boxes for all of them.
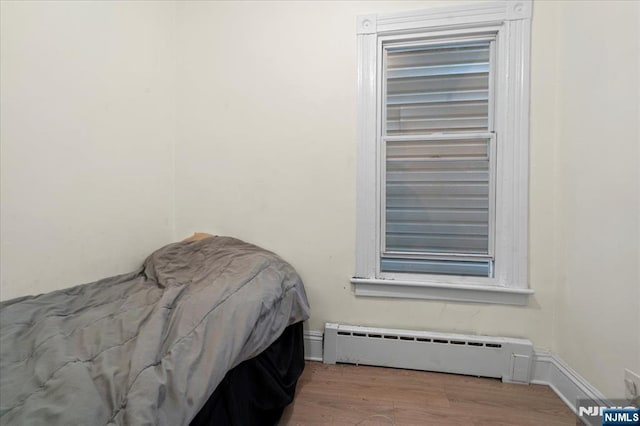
[0,236,310,425]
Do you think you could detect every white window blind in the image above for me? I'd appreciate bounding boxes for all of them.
[381,40,495,277]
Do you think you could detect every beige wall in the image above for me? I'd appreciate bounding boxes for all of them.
[0,1,177,300]
[553,1,640,398]
[173,0,559,350]
[173,0,639,397]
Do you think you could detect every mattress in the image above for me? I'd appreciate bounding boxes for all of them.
[0,236,310,425]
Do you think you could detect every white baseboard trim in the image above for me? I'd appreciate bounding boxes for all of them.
[303,330,323,362]
[303,331,604,419]
[531,349,606,417]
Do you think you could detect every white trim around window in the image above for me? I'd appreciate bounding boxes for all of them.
[353,1,533,305]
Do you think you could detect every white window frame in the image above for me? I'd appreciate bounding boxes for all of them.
[353,0,534,305]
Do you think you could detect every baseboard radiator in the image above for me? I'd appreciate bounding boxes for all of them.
[323,323,534,384]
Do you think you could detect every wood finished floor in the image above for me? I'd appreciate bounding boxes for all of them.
[280,362,576,425]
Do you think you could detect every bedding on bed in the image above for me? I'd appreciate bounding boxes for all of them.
[0,236,310,426]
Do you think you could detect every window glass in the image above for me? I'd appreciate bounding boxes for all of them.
[385,41,491,135]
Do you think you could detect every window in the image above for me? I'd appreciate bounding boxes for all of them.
[353,1,533,305]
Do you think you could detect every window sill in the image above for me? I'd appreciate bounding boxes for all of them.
[350,278,534,306]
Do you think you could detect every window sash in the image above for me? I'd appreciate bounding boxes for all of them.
[384,39,494,135]
[378,36,497,278]
[381,134,497,260]
[380,257,493,278]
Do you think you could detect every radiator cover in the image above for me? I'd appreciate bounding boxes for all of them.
[323,323,533,384]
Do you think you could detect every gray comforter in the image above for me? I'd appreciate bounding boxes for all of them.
[0,236,310,425]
